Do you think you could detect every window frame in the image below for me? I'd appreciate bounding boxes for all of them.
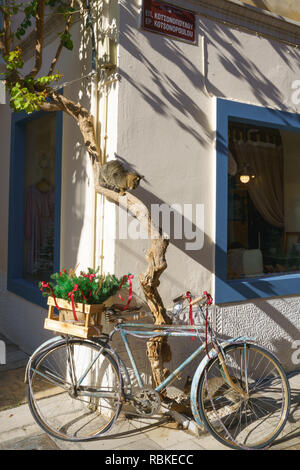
[7,109,63,307]
[215,98,300,304]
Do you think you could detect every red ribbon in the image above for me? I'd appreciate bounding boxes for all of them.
[68,284,79,321]
[186,291,195,340]
[40,281,60,311]
[203,291,213,357]
[84,274,96,282]
[119,275,134,311]
[83,273,95,298]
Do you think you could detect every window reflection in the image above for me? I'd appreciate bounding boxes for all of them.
[23,114,57,282]
[227,122,300,280]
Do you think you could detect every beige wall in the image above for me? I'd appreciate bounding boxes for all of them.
[243,0,300,23]
[115,0,300,370]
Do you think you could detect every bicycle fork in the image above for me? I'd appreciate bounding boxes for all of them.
[217,345,248,399]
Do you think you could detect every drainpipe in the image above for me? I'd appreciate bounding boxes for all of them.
[86,0,100,270]
[87,0,119,272]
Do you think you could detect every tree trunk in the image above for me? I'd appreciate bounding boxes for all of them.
[39,100,172,390]
[93,163,172,387]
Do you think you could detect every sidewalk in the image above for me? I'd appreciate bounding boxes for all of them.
[0,368,299,450]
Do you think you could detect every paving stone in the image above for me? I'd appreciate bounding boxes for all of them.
[0,433,60,450]
[135,422,197,448]
[75,417,158,450]
[0,360,299,451]
[166,439,205,450]
[195,435,230,450]
[117,438,163,451]
[0,403,40,435]
[0,367,28,411]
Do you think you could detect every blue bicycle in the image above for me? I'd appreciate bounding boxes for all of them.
[26,293,290,450]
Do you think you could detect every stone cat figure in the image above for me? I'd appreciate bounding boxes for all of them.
[99,160,144,196]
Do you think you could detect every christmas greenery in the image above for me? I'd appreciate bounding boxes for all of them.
[39,267,130,305]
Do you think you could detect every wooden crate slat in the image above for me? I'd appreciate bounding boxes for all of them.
[47,296,105,314]
[44,318,102,339]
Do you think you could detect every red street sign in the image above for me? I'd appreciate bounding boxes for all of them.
[142,0,196,43]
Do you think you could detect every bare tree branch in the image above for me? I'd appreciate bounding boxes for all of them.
[48,90,102,161]
[1,1,11,55]
[93,165,170,325]
[39,101,62,112]
[28,0,45,78]
[93,167,172,388]
[48,0,75,76]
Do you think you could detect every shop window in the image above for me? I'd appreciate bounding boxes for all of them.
[7,110,62,307]
[215,99,300,303]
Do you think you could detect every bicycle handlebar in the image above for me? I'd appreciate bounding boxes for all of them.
[189,295,205,306]
[172,293,211,306]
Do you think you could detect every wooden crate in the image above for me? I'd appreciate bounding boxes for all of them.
[44,297,105,339]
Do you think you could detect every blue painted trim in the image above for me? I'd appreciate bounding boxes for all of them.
[7,109,63,308]
[215,98,300,304]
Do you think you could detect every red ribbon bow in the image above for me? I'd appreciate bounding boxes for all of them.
[68,284,79,321]
[40,281,60,311]
[119,275,134,311]
[84,274,95,282]
[203,291,213,306]
[186,291,195,340]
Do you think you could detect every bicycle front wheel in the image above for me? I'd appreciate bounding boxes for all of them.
[27,339,123,441]
[197,343,290,450]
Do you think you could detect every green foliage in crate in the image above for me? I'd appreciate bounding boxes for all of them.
[39,267,129,305]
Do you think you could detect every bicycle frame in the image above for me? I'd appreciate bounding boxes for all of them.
[113,323,254,397]
[25,317,255,424]
[116,323,208,392]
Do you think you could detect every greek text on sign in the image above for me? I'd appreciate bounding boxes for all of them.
[143,0,196,43]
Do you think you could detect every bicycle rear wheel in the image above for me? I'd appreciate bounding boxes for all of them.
[27,339,123,441]
[197,343,290,450]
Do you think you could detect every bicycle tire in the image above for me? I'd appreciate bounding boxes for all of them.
[27,338,123,441]
[196,343,290,450]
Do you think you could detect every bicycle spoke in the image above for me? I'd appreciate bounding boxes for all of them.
[28,340,122,441]
[198,344,290,449]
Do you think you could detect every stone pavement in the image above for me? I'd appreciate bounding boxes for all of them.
[0,366,299,451]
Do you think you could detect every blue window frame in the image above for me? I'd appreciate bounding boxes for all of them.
[7,110,63,307]
[215,98,300,304]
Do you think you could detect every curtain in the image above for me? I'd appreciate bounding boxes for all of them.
[231,140,284,228]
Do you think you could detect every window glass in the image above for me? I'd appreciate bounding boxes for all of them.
[227,121,300,280]
[23,113,57,282]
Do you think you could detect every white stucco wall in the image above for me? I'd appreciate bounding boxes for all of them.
[114,1,300,371]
